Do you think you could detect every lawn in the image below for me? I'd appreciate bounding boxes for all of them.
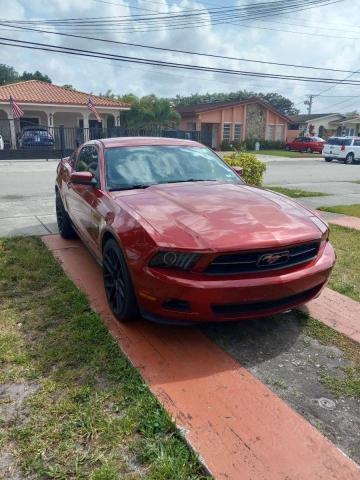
[0,237,208,480]
[268,186,328,198]
[255,149,322,158]
[318,204,360,218]
[328,224,360,303]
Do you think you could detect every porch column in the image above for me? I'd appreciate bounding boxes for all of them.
[82,111,90,141]
[45,109,56,137]
[242,105,247,141]
[115,111,121,126]
[5,108,17,150]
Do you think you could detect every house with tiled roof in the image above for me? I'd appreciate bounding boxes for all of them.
[0,80,129,149]
[176,97,290,148]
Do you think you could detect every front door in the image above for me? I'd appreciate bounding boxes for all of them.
[201,123,213,146]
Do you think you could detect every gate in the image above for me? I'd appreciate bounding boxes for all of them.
[0,120,200,160]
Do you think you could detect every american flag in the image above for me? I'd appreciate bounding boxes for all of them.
[9,96,24,119]
[87,97,101,123]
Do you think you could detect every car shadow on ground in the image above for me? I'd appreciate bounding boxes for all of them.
[201,311,304,368]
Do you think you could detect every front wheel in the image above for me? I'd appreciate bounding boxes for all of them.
[285,145,290,151]
[306,147,312,154]
[56,190,77,239]
[102,239,139,322]
[324,157,333,162]
[345,153,355,164]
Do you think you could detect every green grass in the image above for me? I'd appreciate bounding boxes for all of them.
[318,204,360,218]
[268,186,328,198]
[254,149,321,158]
[300,313,360,398]
[0,237,209,480]
[328,224,360,303]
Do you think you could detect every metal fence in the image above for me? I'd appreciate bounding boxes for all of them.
[0,120,200,160]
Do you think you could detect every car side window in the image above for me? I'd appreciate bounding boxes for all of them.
[75,145,100,185]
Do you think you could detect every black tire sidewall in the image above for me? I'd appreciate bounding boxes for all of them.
[56,191,76,238]
[345,153,354,164]
[103,239,138,322]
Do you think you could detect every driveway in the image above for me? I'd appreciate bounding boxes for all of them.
[1,156,360,236]
[0,160,58,237]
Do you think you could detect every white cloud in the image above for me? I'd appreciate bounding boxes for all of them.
[2,0,360,113]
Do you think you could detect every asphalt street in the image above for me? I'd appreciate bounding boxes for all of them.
[1,155,360,236]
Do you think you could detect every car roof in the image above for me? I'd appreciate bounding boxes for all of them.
[96,136,204,148]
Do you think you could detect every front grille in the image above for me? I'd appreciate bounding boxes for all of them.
[211,285,322,316]
[204,242,320,275]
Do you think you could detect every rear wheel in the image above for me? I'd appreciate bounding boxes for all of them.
[324,157,333,162]
[285,145,290,151]
[102,239,139,322]
[345,153,355,164]
[55,190,77,239]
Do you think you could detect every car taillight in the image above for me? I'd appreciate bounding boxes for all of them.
[341,144,345,151]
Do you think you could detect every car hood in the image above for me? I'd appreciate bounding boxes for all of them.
[110,182,323,251]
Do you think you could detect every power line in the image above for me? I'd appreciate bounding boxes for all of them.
[2,23,359,76]
[2,35,360,85]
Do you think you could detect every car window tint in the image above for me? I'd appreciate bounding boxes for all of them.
[353,139,360,146]
[327,138,352,146]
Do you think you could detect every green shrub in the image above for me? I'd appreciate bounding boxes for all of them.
[224,151,266,186]
[220,138,284,151]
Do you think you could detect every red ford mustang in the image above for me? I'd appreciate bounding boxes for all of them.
[55,137,335,323]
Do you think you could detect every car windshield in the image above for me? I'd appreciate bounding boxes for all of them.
[327,138,352,145]
[105,146,242,190]
[23,129,48,136]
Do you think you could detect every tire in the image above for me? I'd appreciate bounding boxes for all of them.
[102,239,139,322]
[306,147,312,154]
[285,145,290,151]
[324,157,333,162]
[56,190,77,239]
[345,153,355,165]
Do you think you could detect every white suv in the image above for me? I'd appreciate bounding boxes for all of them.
[323,137,360,164]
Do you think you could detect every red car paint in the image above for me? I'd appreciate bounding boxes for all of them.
[56,137,335,323]
[285,136,325,154]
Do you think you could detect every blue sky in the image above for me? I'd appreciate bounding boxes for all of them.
[2,0,360,113]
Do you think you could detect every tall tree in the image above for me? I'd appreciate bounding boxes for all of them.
[0,64,18,86]
[0,64,52,85]
[173,90,299,116]
[20,70,52,83]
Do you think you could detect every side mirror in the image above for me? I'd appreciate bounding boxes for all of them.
[232,166,243,177]
[70,171,97,185]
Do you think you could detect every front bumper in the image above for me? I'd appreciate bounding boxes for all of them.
[134,242,336,323]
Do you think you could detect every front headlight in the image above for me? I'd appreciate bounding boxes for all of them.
[310,216,329,241]
[149,251,201,270]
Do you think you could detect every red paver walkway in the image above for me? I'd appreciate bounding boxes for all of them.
[43,235,360,480]
[300,287,360,343]
[318,211,360,231]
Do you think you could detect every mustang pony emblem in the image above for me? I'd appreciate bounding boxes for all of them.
[257,251,290,267]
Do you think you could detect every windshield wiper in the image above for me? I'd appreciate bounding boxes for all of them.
[108,184,151,191]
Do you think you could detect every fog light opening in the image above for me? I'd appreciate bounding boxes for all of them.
[162,298,191,312]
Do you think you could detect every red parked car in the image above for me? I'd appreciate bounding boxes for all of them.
[285,136,325,154]
[55,137,335,324]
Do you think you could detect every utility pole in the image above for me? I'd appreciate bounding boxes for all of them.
[304,94,314,115]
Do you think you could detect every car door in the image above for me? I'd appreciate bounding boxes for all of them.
[293,137,303,150]
[353,139,360,159]
[66,145,101,250]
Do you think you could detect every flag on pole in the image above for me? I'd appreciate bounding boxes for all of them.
[9,96,24,119]
[87,97,101,123]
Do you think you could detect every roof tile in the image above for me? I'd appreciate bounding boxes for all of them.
[0,80,128,108]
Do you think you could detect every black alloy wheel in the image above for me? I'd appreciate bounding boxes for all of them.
[102,239,138,322]
[345,153,355,165]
